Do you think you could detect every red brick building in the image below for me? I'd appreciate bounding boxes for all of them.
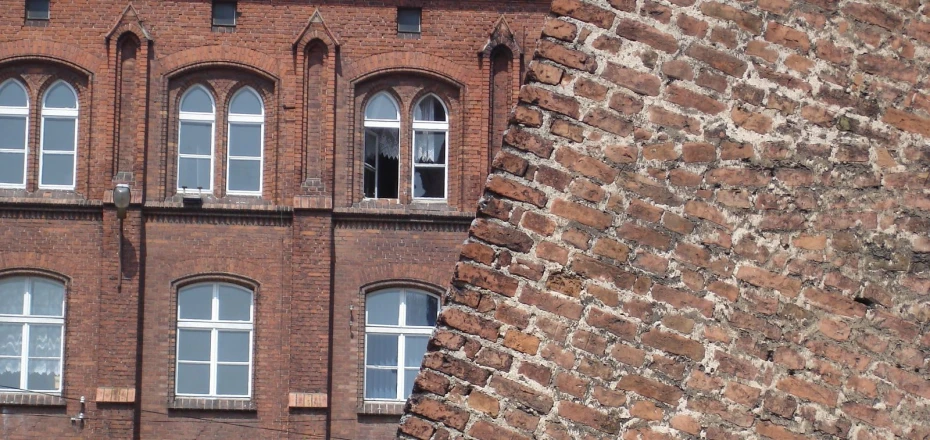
[0,1,548,438]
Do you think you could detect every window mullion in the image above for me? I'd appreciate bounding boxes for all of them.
[210,328,218,396]
[20,323,29,390]
[397,333,405,401]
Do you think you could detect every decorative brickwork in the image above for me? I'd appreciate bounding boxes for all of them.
[401,1,930,439]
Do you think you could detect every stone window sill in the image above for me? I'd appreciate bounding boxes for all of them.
[0,393,66,407]
[169,397,256,411]
[358,401,405,415]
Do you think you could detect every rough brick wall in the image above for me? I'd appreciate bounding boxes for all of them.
[400,0,930,439]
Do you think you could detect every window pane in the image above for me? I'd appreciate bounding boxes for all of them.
[406,292,438,326]
[217,331,249,362]
[397,8,421,33]
[177,330,211,362]
[178,157,211,190]
[0,279,25,314]
[179,121,212,155]
[414,167,445,199]
[30,279,63,317]
[404,369,419,398]
[0,81,27,107]
[44,83,76,109]
[178,285,212,319]
[177,363,210,394]
[28,325,61,358]
[230,89,262,115]
[414,131,445,164]
[216,365,248,396]
[414,97,446,122]
[365,368,397,399]
[40,154,74,187]
[0,116,26,150]
[404,336,429,367]
[366,291,400,325]
[42,118,76,151]
[25,0,49,20]
[0,152,25,185]
[0,324,23,356]
[218,285,251,321]
[180,87,213,113]
[26,359,59,391]
[366,334,398,367]
[227,159,261,193]
[365,94,398,120]
[228,124,261,157]
[213,1,237,26]
[0,359,21,390]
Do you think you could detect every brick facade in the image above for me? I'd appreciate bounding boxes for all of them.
[402,0,930,439]
[0,1,548,438]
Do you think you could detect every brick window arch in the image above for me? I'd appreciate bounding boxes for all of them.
[0,79,29,188]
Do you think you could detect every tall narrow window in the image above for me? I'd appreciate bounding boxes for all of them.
[412,95,448,200]
[177,86,215,193]
[39,81,78,189]
[363,93,400,199]
[226,88,264,195]
[364,288,438,400]
[176,283,253,398]
[0,80,29,188]
[25,0,50,20]
[0,277,65,393]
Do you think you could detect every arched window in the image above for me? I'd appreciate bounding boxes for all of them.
[178,85,215,193]
[39,81,78,189]
[412,95,448,200]
[0,276,65,392]
[0,80,29,188]
[364,287,438,400]
[363,93,400,199]
[226,87,264,195]
[176,283,253,398]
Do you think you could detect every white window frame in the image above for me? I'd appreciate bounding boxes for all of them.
[363,92,401,199]
[411,94,449,201]
[0,277,66,394]
[226,87,264,196]
[175,283,254,399]
[0,79,29,189]
[177,85,216,194]
[364,288,439,401]
[38,80,78,190]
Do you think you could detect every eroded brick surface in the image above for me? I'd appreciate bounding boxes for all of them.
[401,0,930,438]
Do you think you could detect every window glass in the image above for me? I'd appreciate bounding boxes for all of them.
[177,330,211,362]
[39,155,74,187]
[405,336,429,367]
[413,168,445,199]
[178,158,211,190]
[0,153,25,185]
[218,285,251,321]
[414,96,445,122]
[27,359,59,391]
[366,291,400,325]
[227,160,261,193]
[0,359,20,389]
[178,284,213,320]
[0,81,27,107]
[180,87,213,113]
[0,324,23,356]
[365,369,397,399]
[41,119,76,151]
[366,334,398,366]
[212,1,237,26]
[216,365,248,395]
[25,0,50,20]
[405,292,439,327]
[178,122,212,156]
[413,131,445,165]
[217,331,249,362]
[365,94,399,120]
[0,117,27,151]
[27,325,60,358]
[177,364,210,394]
[30,279,64,317]
[228,124,262,157]
[230,89,262,115]
[0,279,25,315]
[397,8,421,33]
[44,83,77,109]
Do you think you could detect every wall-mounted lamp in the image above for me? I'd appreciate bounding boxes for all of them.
[114,184,131,219]
[114,184,131,292]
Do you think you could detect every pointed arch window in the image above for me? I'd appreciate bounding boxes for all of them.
[178,85,215,193]
[0,80,29,188]
[363,93,400,199]
[412,95,448,199]
[226,88,264,195]
[0,276,66,393]
[39,81,78,189]
[364,288,438,400]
